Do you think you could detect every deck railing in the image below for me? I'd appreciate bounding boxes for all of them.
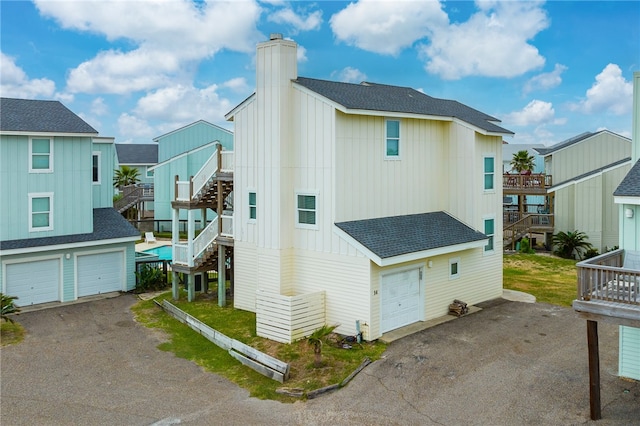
[175,148,235,202]
[576,249,640,307]
[503,173,552,191]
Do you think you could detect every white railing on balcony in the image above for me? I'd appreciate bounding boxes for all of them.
[192,149,220,198]
[220,151,234,172]
[193,218,218,259]
[173,243,189,266]
[175,148,235,202]
[221,214,233,238]
[176,181,191,202]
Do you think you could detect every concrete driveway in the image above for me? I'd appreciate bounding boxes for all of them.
[1,295,638,425]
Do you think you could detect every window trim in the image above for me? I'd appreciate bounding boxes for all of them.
[248,190,257,222]
[295,191,318,230]
[483,216,495,254]
[29,192,54,232]
[449,257,460,279]
[29,137,53,173]
[483,155,495,192]
[385,119,400,159]
[92,151,101,184]
[145,168,154,179]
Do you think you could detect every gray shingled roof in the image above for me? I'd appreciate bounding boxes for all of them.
[0,97,98,134]
[548,157,632,190]
[0,208,139,251]
[335,211,487,259]
[614,159,640,197]
[294,77,513,135]
[115,143,158,164]
[534,131,615,156]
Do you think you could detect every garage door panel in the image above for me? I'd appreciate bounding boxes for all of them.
[6,259,60,306]
[77,252,123,297]
[381,268,422,333]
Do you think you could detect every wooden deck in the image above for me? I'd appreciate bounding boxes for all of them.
[573,249,640,327]
[503,173,552,195]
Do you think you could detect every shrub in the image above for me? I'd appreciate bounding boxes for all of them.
[135,264,167,293]
[583,248,600,259]
[1,293,21,323]
[519,237,535,254]
[552,230,593,260]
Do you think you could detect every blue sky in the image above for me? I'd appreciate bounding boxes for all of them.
[1,0,638,146]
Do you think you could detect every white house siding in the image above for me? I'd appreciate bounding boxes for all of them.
[554,186,576,234]
[574,177,604,251]
[233,242,258,311]
[548,132,631,183]
[619,326,640,380]
[601,166,631,250]
[291,249,371,339]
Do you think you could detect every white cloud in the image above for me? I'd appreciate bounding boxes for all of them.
[570,64,633,115]
[0,52,56,98]
[421,2,548,79]
[222,77,250,93]
[34,0,263,95]
[297,44,308,63]
[506,100,557,126]
[332,67,367,83]
[330,0,448,56]
[268,6,322,33]
[91,97,108,116]
[523,64,568,95]
[118,113,155,139]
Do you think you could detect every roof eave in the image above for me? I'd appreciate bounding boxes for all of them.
[0,130,99,137]
[0,236,139,256]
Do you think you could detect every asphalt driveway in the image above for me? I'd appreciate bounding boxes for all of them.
[1,294,638,425]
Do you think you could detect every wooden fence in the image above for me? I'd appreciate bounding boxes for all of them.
[157,300,290,382]
[256,290,326,344]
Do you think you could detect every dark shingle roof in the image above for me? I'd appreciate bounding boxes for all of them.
[533,131,627,156]
[335,212,487,259]
[294,77,513,135]
[548,157,632,190]
[115,143,158,164]
[614,159,640,197]
[0,97,98,134]
[0,208,139,250]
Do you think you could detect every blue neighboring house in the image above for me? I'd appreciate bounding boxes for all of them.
[115,143,158,186]
[0,98,140,307]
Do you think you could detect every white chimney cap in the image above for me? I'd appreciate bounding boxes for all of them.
[270,33,283,40]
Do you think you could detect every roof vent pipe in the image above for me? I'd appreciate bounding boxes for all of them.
[270,33,283,40]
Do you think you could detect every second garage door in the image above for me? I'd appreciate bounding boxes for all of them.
[381,268,423,333]
[77,251,123,297]
[5,259,60,306]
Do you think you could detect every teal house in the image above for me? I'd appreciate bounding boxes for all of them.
[0,98,139,307]
[150,120,233,230]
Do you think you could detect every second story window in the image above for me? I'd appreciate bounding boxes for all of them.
[29,193,53,232]
[297,194,317,227]
[249,191,257,220]
[92,152,101,184]
[30,137,53,172]
[385,119,400,158]
[483,156,495,191]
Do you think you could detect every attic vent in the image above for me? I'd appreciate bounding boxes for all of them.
[270,33,283,40]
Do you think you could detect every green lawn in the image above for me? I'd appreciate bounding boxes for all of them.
[503,253,578,307]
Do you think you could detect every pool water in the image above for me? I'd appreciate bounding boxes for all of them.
[143,245,173,261]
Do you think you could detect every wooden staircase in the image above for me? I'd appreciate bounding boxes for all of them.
[503,213,554,250]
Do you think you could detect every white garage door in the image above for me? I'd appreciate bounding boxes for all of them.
[5,259,60,306]
[381,268,422,333]
[77,251,123,297]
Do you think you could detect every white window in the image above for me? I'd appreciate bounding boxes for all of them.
[449,257,460,279]
[385,119,400,158]
[248,191,257,220]
[146,168,154,178]
[484,218,495,252]
[29,193,53,232]
[296,193,317,228]
[29,137,53,172]
[92,152,101,184]
[483,156,495,191]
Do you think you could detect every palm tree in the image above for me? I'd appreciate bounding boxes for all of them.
[113,165,141,189]
[307,324,338,368]
[1,293,20,323]
[510,150,535,173]
[552,230,593,260]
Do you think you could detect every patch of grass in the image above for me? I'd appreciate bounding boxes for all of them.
[503,253,578,307]
[132,291,386,402]
[1,320,25,346]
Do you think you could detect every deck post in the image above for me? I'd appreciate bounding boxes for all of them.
[187,273,195,302]
[172,271,179,300]
[218,244,226,307]
[587,320,602,420]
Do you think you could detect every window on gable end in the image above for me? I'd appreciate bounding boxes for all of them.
[385,119,400,158]
[484,156,495,191]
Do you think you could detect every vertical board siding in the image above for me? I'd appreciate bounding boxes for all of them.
[233,243,258,311]
[619,325,640,380]
[256,290,326,343]
[156,121,233,162]
[92,141,116,208]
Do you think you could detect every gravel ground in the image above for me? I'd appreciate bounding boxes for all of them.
[1,294,638,425]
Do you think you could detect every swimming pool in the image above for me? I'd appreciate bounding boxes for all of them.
[143,245,172,261]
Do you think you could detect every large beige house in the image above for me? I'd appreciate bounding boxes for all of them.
[219,35,513,342]
[536,130,632,252]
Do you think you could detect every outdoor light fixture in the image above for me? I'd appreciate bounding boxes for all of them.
[625,208,634,218]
